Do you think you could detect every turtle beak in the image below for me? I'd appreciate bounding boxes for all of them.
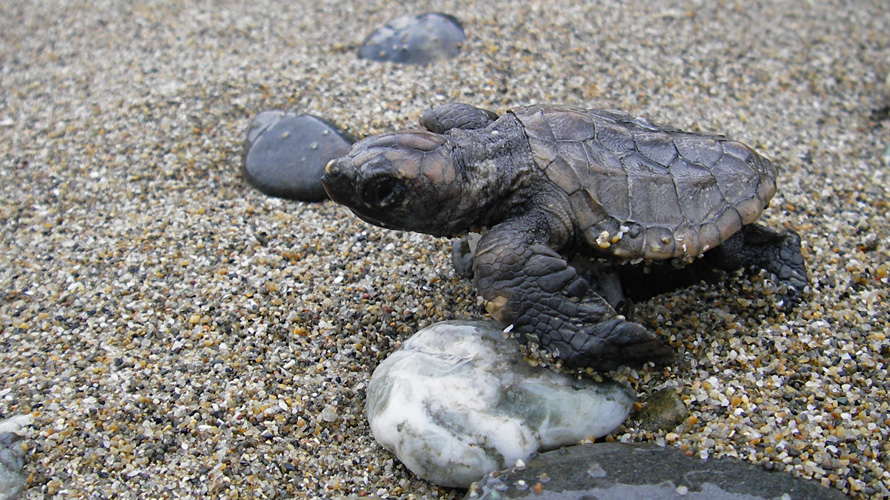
[321,157,351,204]
[323,158,341,178]
[322,156,402,229]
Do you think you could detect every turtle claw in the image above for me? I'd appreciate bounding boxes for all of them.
[618,338,676,368]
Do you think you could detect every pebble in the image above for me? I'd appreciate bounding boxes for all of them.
[466,442,849,499]
[366,321,635,488]
[0,415,32,500]
[242,111,355,201]
[633,387,688,432]
[358,13,466,65]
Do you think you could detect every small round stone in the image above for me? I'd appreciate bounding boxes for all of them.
[242,111,355,201]
[634,387,688,432]
[358,12,466,65]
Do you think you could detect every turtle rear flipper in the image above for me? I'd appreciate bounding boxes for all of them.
[704,223,808,309]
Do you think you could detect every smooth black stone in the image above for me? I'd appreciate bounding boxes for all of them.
[467,443,847,500]
[358,13,465,65]
[242,111,355,201]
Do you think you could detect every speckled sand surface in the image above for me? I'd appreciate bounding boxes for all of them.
[1,1,889,498]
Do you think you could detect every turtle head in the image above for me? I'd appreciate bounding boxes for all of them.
[322,130,474,236]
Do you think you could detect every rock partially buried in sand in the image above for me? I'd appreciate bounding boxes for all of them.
[242,111,355,201]
[466,442,848,499]
[633,387,688,432]
[0,414,33,500]
[358,13,466,65]
[366,320,635,489]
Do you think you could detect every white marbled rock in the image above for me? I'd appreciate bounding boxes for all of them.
[366,320,635,488]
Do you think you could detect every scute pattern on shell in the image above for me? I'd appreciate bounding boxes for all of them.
[510,105,778,260]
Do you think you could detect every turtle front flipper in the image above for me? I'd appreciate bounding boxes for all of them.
[473,212,675,370]
[419,103,498,133]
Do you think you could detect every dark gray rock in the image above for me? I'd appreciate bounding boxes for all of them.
[242,111,355,201]
[358,13,466,65]
[0,415,32,500]
[466,443,847,500]
[634,387,688,432]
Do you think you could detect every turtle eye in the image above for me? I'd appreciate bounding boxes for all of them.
[362,176,404,208]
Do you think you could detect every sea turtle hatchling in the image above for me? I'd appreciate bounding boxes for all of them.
[322,103,807,369]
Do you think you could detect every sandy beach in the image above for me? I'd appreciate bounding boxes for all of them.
[1,0,889,498]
